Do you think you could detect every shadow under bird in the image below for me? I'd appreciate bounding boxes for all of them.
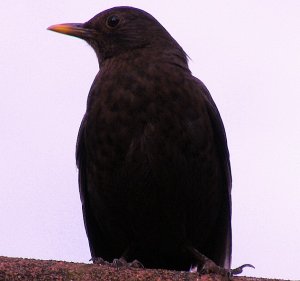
[48,6,253,274]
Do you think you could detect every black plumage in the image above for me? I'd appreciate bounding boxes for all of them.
[48,6,234,272]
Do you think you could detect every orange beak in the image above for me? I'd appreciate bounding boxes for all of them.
[47,23,94,39]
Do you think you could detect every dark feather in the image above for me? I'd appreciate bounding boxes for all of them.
[54,6,232,271]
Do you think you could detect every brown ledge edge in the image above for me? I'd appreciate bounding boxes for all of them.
[0,256,285,281]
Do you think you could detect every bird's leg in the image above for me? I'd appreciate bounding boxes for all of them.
[91,256,123,268]
[111,257,143,269]
[91,257,110,266]
[187,247,254,276]
[111,257,127,268]
[92,246,144,269]
[128,260,144,268]
[114,247,144,269]
[91,255,143,269]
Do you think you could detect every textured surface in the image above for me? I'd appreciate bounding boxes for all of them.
[0,256,283,281]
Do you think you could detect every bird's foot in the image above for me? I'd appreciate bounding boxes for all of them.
[112,257,144,269]
[229,264,255,275]
[188,247,254,276]
[200,259,254,276]
[91,257,110,266]
[91,256,143,269]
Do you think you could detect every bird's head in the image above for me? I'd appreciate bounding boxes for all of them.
[48,6,187,66]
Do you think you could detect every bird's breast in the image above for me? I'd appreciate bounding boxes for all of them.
[82,63,218,192]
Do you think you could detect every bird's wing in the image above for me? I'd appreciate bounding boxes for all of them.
[197,79,232,191]
[76,115,101,258]
[196,78,232,268]
[76,116,87,206]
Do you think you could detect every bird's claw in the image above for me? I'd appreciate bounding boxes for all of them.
[112,257,144,269]
[187,246,254,276]
[199,259,230,276]
[91,257,111,266]
[200,262,255,276]
[112,257,127,268]
[91,256,143,269]
[128,259,144,268]
[229,264,255,275]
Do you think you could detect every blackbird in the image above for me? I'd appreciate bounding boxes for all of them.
[48,6,251,274]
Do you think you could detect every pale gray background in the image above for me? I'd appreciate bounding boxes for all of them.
[1,0,299,279]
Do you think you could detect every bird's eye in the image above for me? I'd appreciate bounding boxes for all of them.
[106,15,120,28]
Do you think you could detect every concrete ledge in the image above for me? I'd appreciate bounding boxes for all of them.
[0,256,283,281]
